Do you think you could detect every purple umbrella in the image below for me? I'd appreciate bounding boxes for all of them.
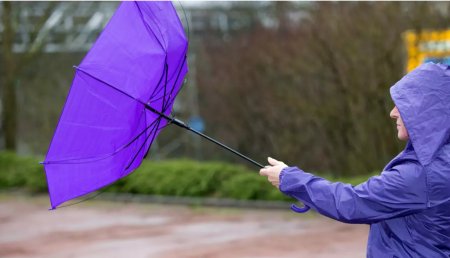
[43,1,309,213]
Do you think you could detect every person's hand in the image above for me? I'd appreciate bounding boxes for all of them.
[259,157,288,189]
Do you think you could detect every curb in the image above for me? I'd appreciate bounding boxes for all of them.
[98,192,293,210]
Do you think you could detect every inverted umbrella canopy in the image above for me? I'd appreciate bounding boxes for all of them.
[43,1,309,213]
[43,1,188,209]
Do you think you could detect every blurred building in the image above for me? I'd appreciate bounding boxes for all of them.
[0,1,307,155]
[3,2,306,53]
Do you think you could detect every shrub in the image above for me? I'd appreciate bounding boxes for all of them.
[0,152,374,202]
[220,173,288,201]
[122,160,248,197]
[0,152,45,191]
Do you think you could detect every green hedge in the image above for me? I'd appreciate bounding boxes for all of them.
[108,159,292,201]
[0,152,47,192]
[0,152,373,202]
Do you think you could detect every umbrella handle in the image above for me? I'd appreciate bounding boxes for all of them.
[290,203,310,213]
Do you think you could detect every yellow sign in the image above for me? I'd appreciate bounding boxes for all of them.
[404,29,450,72]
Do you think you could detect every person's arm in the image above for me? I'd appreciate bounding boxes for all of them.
[279,162,428,224]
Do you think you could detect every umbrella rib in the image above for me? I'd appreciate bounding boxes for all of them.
[150,47,187,102]
[134,2,166,51]
[147,60,168,103]
[44,64,80,165]
[161,54,188,112]
[161,60,169,112]
[148,45,188,104]
[134,1,171,105]
[141,2,168,49]
[143,122,170,160]
[44,118,161,164]
[150,50,187,113]
[148,29,188,102]
[124,117,166,170]
[148,62,170,102]
[75,66,148,107]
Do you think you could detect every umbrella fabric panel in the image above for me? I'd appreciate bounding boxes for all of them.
[45,71,158,208]
[46,70,149,161]
[79,1,187,102]
[44,1,188,209]
[45,151,142,209]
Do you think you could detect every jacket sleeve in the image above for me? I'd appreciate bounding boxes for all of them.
[279,163,428,224]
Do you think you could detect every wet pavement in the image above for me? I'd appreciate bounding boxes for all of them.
[0,194,368,258]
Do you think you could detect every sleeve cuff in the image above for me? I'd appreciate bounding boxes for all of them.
[279,166,305,193]
[279,167,287,182]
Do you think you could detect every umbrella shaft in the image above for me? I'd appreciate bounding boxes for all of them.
[186,126,265,169]
[145,105,264,169]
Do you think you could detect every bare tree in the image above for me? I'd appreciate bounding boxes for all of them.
[197,2,450,175]
[0,2,56,151]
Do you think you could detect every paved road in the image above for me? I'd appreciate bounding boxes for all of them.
[0,194,368,258]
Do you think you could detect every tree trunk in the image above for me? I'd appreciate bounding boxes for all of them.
[1,1,18,151]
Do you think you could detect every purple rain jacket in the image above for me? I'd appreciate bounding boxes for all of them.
[279,63,450,257]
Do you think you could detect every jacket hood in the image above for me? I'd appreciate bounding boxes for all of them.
[390,62,450,166]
